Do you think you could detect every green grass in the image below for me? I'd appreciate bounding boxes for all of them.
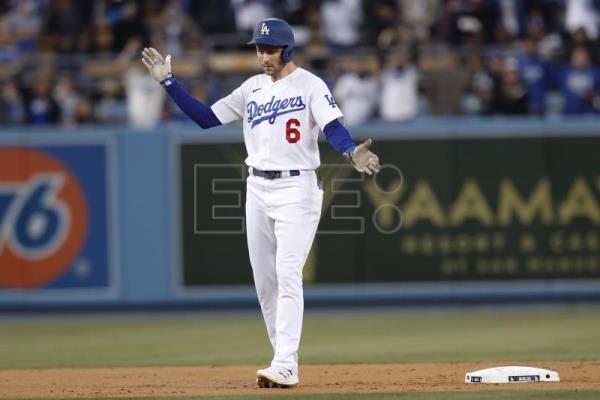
[0,308,599,369]
[7,391,600,400]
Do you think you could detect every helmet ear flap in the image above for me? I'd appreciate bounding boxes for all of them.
[281,46,293,64]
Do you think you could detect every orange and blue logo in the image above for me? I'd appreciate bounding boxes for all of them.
[0,147,93,289]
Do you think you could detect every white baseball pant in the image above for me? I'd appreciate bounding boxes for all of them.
[245,169,323,374]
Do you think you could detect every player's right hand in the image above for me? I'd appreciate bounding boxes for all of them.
[350,138,381,175]
[141,47,172,83]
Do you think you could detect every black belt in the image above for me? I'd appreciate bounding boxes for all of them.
[252,168,300,179]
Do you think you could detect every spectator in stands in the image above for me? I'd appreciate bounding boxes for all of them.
[124,62,165,128]
[555,46,600,114]
[188,0,237,35]
[377,21,414,53]
[565,0,600,41]
[379,49,419,121]
[437,0,486,46]
[564,26,600,66]
[523,0,562,35]
[95,80,127,125]
[89,21,115,58]
[53,75,79,127]
[376,1,440,53]
[525,5,563,62]
[321,0,363,51]
[333,58,379,125]
[0,79,24,124]
[479,2,524,57]
[231,0,273,34]
[73,95,96,125]
[486,0,527,40]
[398,0,441,42]
[40,0,82,52]
[363,0,399,46]
[102,0,147,53]
[516,37,550,114]
[4,0,600,125]
[23,75,61,124]
[155,0,201,58]
[422,47,467,115]
[491,58,528,115]
[275,0,310,47]
[0,0,41,55]
[463,55,494,114]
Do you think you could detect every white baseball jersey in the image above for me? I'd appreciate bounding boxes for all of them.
[210,67,343,170]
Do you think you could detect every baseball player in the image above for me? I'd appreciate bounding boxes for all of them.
[142,18,380,388]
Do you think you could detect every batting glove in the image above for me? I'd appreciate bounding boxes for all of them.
[345,138,381,175]
[141,47,172,84]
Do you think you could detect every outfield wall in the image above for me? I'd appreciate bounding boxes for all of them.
[0,117,599,309]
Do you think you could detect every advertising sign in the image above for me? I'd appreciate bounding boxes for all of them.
[0,144,113,292]
[179,136,600,286]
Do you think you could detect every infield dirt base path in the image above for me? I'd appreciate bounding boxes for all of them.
[1,361,599,398]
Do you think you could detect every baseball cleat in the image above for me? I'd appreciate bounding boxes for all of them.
[256,366,299,388]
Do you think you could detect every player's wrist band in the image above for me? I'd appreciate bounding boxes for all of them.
[160,74,175,87]
[342,147,356,165]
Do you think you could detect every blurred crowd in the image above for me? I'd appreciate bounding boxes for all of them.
[2,0,600,127]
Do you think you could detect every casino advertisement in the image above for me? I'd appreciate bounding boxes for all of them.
[0,144,113,293]
[316,136,600,283]
[180,135,600,286]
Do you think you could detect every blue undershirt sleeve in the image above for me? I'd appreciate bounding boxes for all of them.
[323,118,356,154]
[163,76,222,129]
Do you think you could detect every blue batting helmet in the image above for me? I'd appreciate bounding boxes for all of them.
[248,18,295,64]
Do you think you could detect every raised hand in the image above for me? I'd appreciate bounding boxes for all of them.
[141,47,172,83]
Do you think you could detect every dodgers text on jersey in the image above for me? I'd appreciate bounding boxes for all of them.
[247,95,306,128]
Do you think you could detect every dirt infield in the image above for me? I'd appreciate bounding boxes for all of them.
[1,361,599,398]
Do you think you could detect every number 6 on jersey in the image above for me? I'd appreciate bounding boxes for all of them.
[285,118,300,143]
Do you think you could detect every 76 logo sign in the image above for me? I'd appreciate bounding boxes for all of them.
[0,174,70,259]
